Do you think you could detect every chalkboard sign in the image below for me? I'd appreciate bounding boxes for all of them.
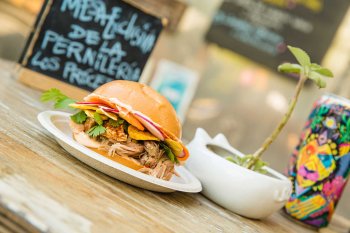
[206,0,350,71]
[20,0,163,92]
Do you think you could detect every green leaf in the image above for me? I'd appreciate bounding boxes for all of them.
[41,88,76,110]
[40,88,67,102]
[108,119,118,127]
[123,121,130,133]
[117,118,125,125]
[313,68,334,78]
[226,154,268,174]
[252,159,268,174]
[161,143,178,163]
[278,63,302,74]
[70,111,87,124]
[54,98,75,109]
[227,154,248,166]
[93,112,103,125]
[287,45,311,67]
[310,63,333,78]
[316,79,326,88]
[226,156,237,163]
[310,63,322,70]
[109,118,124,127]
[87,125,106,137]
[309,71,327,88]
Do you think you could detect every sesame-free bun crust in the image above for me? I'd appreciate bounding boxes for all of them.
[93,80,181,139]
[90,148,144,170]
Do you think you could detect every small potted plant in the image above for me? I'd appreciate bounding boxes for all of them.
[185,46,334,219]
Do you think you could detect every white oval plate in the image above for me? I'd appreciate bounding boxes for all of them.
[38,111,202,193]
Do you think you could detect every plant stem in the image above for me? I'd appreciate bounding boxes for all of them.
[246,73,307,169]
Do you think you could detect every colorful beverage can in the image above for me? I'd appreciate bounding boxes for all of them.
[284,94,350,228]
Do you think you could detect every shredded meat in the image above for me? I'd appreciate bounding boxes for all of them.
[139,156,175,181]
[103,123,128,142]
[108,140,144,157]
[98,138,113,152]
[84,117,95,131]
[140,141,164,168]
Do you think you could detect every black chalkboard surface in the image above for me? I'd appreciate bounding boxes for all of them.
[21,0,163,92]
[206,0,350,72]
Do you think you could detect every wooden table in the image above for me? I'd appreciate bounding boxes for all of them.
[0,59,349,233]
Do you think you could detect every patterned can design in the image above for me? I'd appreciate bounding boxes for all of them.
[284,94,350,228]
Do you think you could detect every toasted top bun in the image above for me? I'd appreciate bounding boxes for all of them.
[93,80,181,139]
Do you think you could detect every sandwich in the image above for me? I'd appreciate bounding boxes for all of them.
[68,80,189,180]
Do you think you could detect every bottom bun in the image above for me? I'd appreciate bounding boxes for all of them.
[73,132,144,170]
[90,148,144,170]
[72,132,174,180]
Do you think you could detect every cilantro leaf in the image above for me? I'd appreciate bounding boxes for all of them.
[109,119,119,127]
[41,88,67,102]
[287,45,311,67]
[87,125,106,137]
[109,118,124,127]
[93,112,103,125]
[117,118,125,125]
[54,98,75,109]
[123,121,130,132]
[70,111,87,124]
[161,143,178,163]
[41,88,76,110]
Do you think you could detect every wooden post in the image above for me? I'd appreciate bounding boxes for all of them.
[124,0,187,32]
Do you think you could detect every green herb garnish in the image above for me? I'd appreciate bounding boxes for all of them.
[41,88,107,137]
[55,98,75,109]
[123,121,130,132]
[41,88,67,102]
[41,88,75,109]
[161,143,178,163]
[87,112,106,137]
[109,118,124,127]
[87,125,106,138]
[70,111,87,124]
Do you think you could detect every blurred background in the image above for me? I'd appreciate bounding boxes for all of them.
[1,0,350,220]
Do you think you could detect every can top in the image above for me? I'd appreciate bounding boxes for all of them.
[321,93,350,108]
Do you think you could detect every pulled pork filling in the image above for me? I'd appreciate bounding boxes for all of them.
[75,116,175,180]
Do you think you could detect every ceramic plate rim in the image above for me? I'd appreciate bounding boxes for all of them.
[37,110,202,193]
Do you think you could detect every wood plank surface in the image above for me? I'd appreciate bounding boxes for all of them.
[0,59,349,233]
